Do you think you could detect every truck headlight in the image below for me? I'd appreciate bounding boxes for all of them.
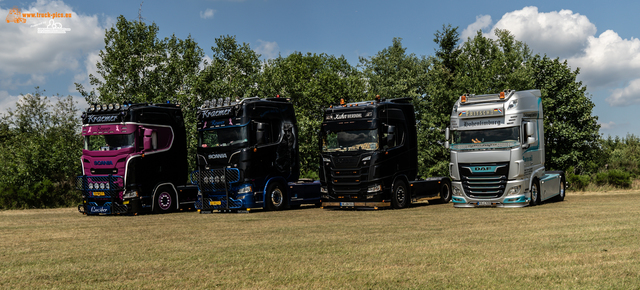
[452,186,462,196]
[238,185,252,194]
[507,185,521,195]
[320,186,328,194]
[99,183,105,189]
[367,184,382,193]
[123,190,138,198]
[323,157,330,162]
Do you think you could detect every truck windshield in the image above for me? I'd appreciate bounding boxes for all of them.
[452,127,520,144]
[84,134,135,151]
[322,129,378,152]
[200,126,248,148]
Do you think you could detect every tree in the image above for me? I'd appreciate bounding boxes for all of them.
[0,88,81,209]
[193,35,262,100]
[259,52,366,176]
[528,55,601,173]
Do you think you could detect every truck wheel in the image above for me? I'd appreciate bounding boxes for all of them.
[266,182,286,211]
[529,179,540,206]
[556,174,566,202]
[437,181,452,204]
[391,180,409,209]
[154,186,176,214]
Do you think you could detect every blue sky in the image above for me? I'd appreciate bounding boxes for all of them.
[2,0,640,138]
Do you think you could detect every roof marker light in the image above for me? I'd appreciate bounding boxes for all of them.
[461,95,467,103]
[500,92,505,99]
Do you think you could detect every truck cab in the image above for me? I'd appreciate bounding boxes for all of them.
[320,97,450,209]
[447,90,565,207]
[195,96,320,212]
[77,102,197,215]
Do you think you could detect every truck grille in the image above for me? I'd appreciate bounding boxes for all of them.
[458,163,509,199]
[330,167,368,195]
[76,175,124,198]
[192,168,240,193]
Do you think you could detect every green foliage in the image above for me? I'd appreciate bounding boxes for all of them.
[0,88,82,209]
[529,55,601,174]
[606,169,632,188]
[566,167,590,190]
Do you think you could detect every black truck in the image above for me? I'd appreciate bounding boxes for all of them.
[320,97,451,209]
[77,102,198,215]
[194,96,321,212]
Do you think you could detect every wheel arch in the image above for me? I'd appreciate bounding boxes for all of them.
[152,182,178,212]
[263,176,288,205]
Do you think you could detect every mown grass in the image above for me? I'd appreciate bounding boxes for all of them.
[2,191,640,289]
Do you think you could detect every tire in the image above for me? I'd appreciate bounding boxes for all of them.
[391,180,409,209]
[435,181,452,204]
[154,185,176,214]
[266,182,286,211]
[529,179,540,206]
[555,174,566,202]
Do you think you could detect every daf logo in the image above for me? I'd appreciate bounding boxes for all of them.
[94,160,113,166]
[208,153,228,159]
[474,166,491,171]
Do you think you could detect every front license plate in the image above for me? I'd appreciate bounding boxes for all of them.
[210,201,221,206]
[478,201,492,206]
[93,191,105,196]
[340,202,355,206]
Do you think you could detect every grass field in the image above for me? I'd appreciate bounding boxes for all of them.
[2,190,640,289]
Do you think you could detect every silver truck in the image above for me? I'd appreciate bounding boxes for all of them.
[445,89,565,207]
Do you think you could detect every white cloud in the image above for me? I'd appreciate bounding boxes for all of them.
[70,50,101,94]
[254,40,279,60]
[606,78,640,106]
[0,90,20,116]
[464,6,640,106]
[568,30,640,90]
[0,1,105,76]
[200,8,215,19]
[461,15,492,41]
[599,121,616,130]
[485,7,596,58]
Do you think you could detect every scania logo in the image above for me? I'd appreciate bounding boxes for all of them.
[94,160,113,166]
[208,153,228,159]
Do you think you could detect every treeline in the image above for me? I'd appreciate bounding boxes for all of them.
[0,16,628,209]
[0,89,82,208]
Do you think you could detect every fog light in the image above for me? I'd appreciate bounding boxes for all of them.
[507,185,521,195]
[453,186,462,196]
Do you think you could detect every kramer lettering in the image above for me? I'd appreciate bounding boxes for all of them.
[202,108,232,118]
[88,115,119,123]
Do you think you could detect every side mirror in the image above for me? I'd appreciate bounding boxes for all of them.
[445,127,450,140]
[256,122,267,145]
[444,141,450,149]
[386,125,396,145]
[527,136,536,145]
[143,128,157,151]
[525,122,535,137]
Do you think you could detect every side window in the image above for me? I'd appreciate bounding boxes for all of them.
[382,122,405,149]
